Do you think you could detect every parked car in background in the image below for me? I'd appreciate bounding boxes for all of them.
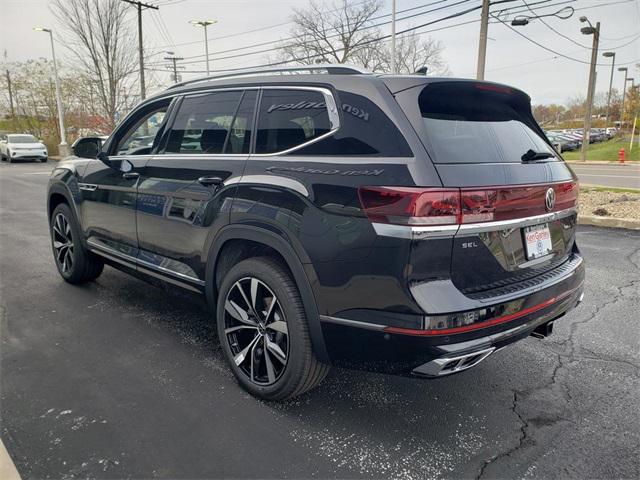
[0,134,48,162]
[47,66,584,400]
[546,132,580,151]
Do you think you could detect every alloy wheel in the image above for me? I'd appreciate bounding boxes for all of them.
[52,213,74,274]
[223,277,289,386]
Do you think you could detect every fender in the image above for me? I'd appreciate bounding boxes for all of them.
[206,224,330,364]
[47,176,84,233]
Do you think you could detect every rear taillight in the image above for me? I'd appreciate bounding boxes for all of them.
[358,181,578,226]
[357,186,460,226]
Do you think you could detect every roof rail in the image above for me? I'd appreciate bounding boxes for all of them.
[168,63,370,89]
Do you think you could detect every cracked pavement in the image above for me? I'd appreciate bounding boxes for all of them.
[1,161,639,479]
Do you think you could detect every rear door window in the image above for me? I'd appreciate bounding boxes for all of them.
[419,82,556,164]
[255,89,331,154]
[165,90,243,154]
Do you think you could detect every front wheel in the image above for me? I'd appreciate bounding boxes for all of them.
[216,257,329,400]
[50,203,104,284]
[41,157,48,163]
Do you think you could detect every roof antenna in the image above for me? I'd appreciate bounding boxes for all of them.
[415,66,428,76]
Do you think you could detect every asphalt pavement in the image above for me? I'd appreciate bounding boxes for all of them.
[569,162,640,189]
[1,160,639,480]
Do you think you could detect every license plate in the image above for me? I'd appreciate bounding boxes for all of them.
[524,223,553,260]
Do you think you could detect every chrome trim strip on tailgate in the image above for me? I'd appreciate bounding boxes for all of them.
[372,207,577,239]
[456,207,577,237]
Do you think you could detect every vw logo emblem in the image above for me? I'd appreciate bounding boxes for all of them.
[545,188,556,211]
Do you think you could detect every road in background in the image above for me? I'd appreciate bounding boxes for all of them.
[1,161,639,479]
[569,162,640,189]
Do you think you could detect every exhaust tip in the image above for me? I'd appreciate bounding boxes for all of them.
[412,347,495,377]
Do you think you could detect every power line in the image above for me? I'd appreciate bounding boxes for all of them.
[153,0,373,49]
[152,0,551,68]
[152,0,465,65]
[148,0,639,75]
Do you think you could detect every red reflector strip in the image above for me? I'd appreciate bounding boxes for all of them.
[384,288,578,337]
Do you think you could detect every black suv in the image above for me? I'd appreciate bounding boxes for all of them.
[47,65,584,400]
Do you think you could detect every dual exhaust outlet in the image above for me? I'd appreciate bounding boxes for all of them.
[413,319,558,377]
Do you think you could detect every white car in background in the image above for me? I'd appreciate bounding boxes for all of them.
[0,134,48,162]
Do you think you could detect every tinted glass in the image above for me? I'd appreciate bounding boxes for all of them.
[256,89,331,154]
[165,91,243,154]
[418,82,556,164]
[226,90,257,154]
[9,135,38,144]
[117,107,168,155]
[297,91,412,157]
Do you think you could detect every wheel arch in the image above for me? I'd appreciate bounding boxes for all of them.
[206,224,330,364]
[47,183,80,225]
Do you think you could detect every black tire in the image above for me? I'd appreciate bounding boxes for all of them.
[216,257,330,400]
[50,203,104,284]
[41,157,48,163]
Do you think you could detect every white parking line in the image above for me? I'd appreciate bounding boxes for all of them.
[0,439,21,480]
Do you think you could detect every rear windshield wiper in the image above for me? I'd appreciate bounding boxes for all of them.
[521,149,555,162]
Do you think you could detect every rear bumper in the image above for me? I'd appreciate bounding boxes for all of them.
[320,255,584,375]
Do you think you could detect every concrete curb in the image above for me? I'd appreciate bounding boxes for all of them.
[0,439,21,480]
[579,215,640,230]
[565,160,635,165]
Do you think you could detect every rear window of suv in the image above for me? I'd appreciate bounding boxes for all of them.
[418,82,556,164]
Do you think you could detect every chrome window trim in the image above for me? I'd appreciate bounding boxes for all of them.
[145,86,340,158]
[252,86,340,157]
[371,207,577,240]
[87,239,205,286]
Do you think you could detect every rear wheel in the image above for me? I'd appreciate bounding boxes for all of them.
[50,203,104,284]
[216,257,329,400]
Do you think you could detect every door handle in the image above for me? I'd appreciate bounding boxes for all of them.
[122,172,139,180]
[198,176,223,187]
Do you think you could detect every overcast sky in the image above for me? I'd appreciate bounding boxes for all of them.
[1,0,639,105]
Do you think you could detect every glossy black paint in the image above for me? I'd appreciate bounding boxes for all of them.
[47,73,584,373]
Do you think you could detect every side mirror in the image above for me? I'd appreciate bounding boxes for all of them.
[73,138,102,159]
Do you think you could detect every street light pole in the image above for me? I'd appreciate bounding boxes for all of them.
[602,51,615,131]
[476,0,490,80]
[619,67,629,129]
[391,0,397,74]
[190,20,217,76]
[579,17,600,162]
[34,27,69,157]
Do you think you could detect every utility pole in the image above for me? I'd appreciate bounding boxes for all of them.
[122,0,158,100]
[602,52,615,130]
[5,69,14,118]
[164,55,184,83]
[580,18,600,162]
[476,0,490,80]
[3,50,14,118]
[618,67,628,128]
[391,0,397,74]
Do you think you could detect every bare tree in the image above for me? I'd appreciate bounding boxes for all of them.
[278,0,449,75]
[50,0,138,131]
[279,0,383,65]
[353,31,450,75]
